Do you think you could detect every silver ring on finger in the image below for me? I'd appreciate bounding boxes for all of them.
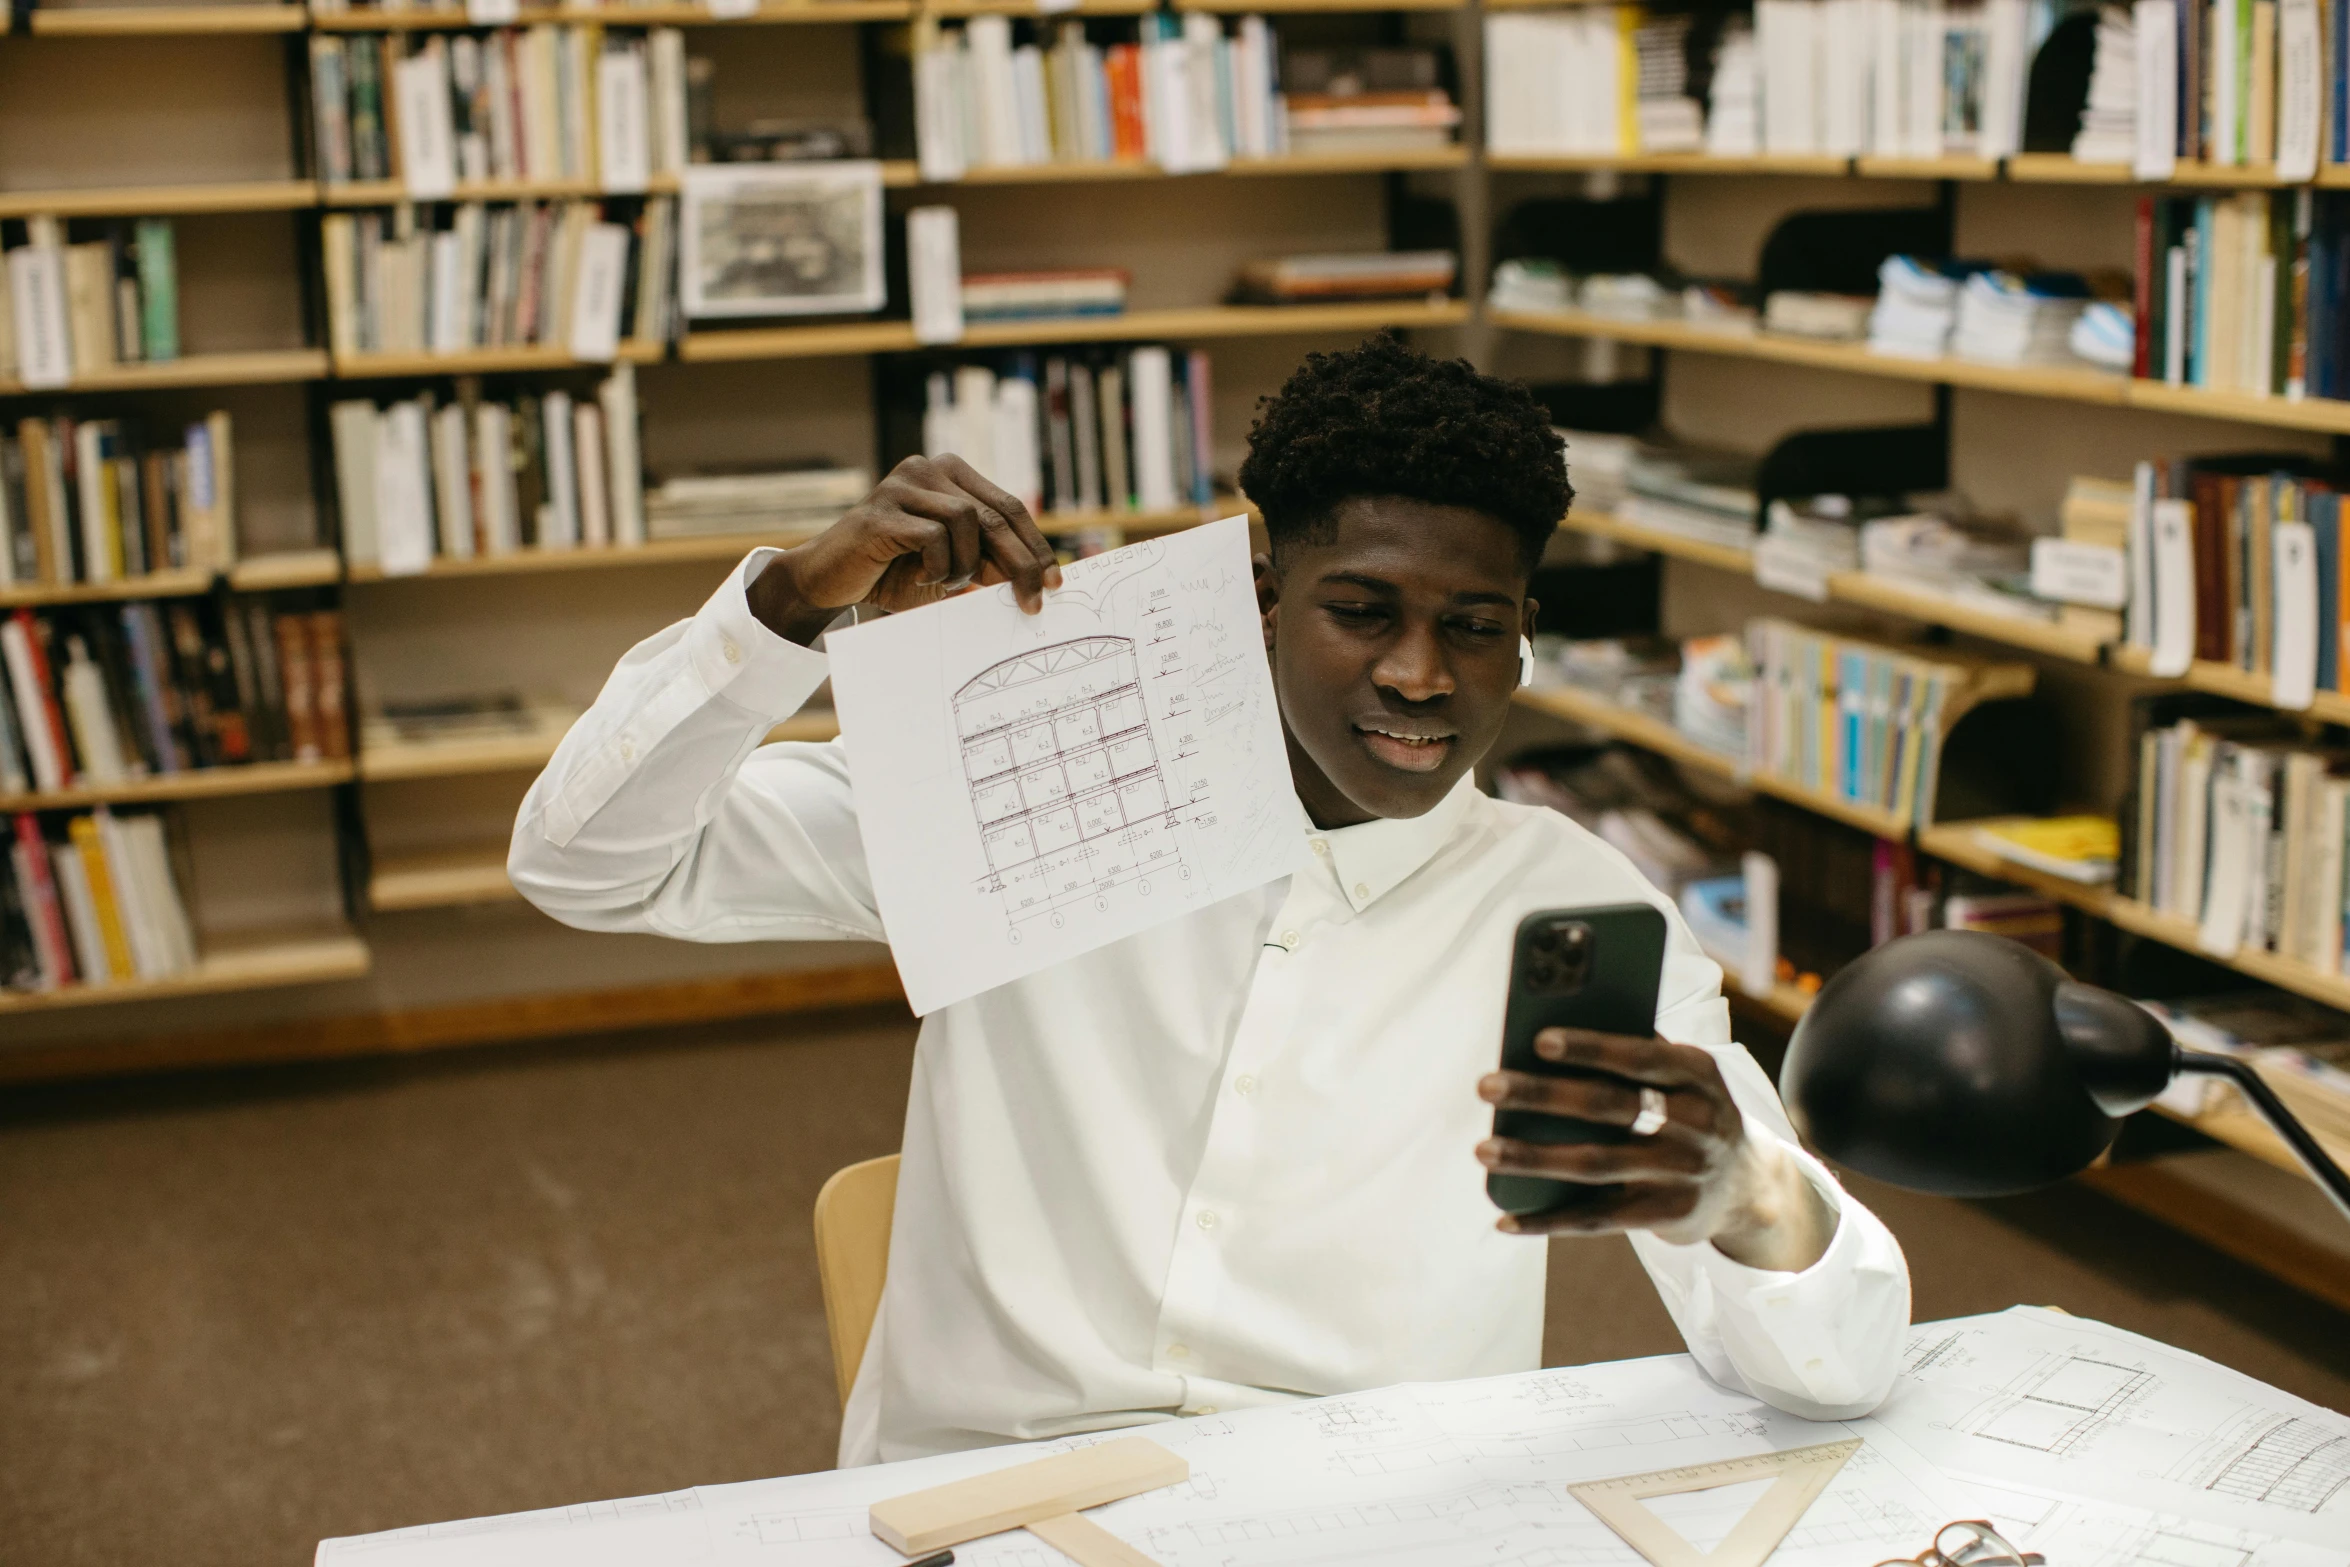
[1630,1086,1669,1138]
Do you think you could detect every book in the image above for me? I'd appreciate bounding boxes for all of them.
[1972,815,2123,883]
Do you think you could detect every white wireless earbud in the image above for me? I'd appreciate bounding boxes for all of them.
[1520,635,1536,688]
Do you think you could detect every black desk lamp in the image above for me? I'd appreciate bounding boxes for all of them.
[1780,929,2350,1227]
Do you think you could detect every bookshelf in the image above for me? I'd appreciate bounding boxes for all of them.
[0,759,356,813]
[0,180,321,219]
[0,550,340,608]
[0,928,370,1014]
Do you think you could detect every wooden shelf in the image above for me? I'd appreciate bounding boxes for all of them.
[1560,510,2115,664]
[923,0,1148,13]
[683,299,1470,363]
[0,349,328,394]
[358,704,581,782]
[321,175,681,206]
[906,148,1469,186]
[2081,1157,2350,1314]
[0,550,341,608]
[0,758,354,813]
[2106,645,2350,726]
[0,927,369,1014]
[310,1,912,27]
[331,342,663,378]
[1854,155,2001,180]
[0,179,318,219]
[1487,152,1851,177]
[23,4,306,33]
[369,846,521,912]
[1511,683,1919,839]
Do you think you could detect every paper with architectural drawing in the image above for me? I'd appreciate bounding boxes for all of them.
[313,1310,2350,1567]
[824,515,1301,1014]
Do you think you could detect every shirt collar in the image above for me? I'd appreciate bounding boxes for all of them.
[1302,773,1483,915]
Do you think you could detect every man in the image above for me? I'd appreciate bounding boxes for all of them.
[510,337,1910,1468]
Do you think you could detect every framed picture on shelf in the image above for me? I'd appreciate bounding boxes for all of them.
[678,162,886,320]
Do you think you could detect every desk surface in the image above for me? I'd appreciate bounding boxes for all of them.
[318,1307,2350,1567]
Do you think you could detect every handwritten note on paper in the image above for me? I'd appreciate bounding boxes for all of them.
[826,516,1303,1014]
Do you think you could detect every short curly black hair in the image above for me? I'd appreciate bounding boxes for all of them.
[1238,334,1571,575]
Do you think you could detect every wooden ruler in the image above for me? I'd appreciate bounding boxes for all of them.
[1565,1438,1864,1567]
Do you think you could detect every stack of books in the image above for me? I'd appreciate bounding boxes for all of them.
[331,366,645,572]
[2128,706,2350,967]
[921,347,1216,521]
[1761,291,1874,341]
[2116,453,2345,685]
[2143,991,2350,1150]
[1619,446,1761,552]
[320,198,675,359]
[0,217,181,388]
[1,600,348,795]
[1702,20,1762,155]
[1867,255,1966,359]
[1632,11,1704,153]
[911,14,1281,179]
[2071,5,2138,164]
[1233,252,1455,303]
[1754,495,1864,583]
[1971,815,2122,884]
[1282,89,1459,156]
[644,469,871,542]
[961,270,1127,323]
[1744,617,1963,825]
[1855,511,2049,621]
[0,414,237,587]
[312,26,692,190]
[1950,270,2097,367]
[2,809,200,996]
[2136,192,2338,395]
[1485,7,1639,155]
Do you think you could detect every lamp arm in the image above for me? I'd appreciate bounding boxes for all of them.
[2174,1049,2350,1229]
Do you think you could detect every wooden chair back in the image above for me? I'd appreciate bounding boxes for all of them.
[813,1153,900,1408]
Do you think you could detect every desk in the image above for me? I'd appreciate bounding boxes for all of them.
[318,1308,2350,1567]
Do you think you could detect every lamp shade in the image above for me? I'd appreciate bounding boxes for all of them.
[1779,929,2176,1197]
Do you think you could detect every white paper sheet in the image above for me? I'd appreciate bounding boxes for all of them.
[1867,1308,2350,1548]
[826,516,1303,1014]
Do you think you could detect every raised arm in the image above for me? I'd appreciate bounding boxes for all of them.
[509,455,1061,941]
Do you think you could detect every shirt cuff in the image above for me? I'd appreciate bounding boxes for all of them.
[681,548,835,718]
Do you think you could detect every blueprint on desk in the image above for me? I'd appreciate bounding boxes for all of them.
[314,1311,2350,1567]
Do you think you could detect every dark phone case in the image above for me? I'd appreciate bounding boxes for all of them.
[1487,903,1669,1218]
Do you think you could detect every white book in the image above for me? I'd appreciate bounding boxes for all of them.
[1822,0,1871,154]
[568,221,630,363]
[60,639,127,784]
[395,42,459,199]
[969,17,1025,166]
[1869,0,1905,155]
[124,815,198,977]
[51,843,111,987]
[542,389,580,548]
[2279,0,2321,178]
[8,241,72,391]
[1012,44,1051,164]
[597,364,645,546]
[597,41,651,193]
[74,422,111,584]
[1128,345,1176,511]
[375,401,435,576]
[2126,460,2155,649]
[991,373,1042,517]
[93,809,162,980]
[1907,0,1946,157]
[915,31,970,181]
[924,371,955,460]
[486,32,520,179]
[2213,0,2241,164]
[1978,0,2029,157]
[952,365,996,474]
[0,618,64,792]
[1181,12,1230,169]
[428,230,464,352]
[557,26,589,181]
[330,400,382,567]
[574,401,611,548]
[907,205,965,346]
[649,29,689,177]
[2315,777,2349,972]
[431,401,475,558]
[1146,27,1192,168]
[453,203,484,348]
[1759,0,1821,154]
[2135,0,2180,177]
[475,401,520,554]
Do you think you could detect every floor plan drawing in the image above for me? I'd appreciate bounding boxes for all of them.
[955,635,1187,936]
[2176,1414,2350,1515]
[1955,1354,2158,1455]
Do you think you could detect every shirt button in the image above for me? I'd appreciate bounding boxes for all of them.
[1166,1343,1189,1360]
[1354,883,1370,900]
[1234,1074,1258,1097]
[619,737,638,762]
[1195,1209,1220,1231]
[1191,1406,1218,1417]
[721,638,741,665]
[1310,839,1329,856]
[1279,930,1299,950]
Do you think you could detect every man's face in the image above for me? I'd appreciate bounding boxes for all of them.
[1258,496,1536,828]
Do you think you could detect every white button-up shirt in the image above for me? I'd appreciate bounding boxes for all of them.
[509,554,1911,1467]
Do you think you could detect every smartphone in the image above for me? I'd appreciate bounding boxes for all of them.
[1487,903,1670,1218]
